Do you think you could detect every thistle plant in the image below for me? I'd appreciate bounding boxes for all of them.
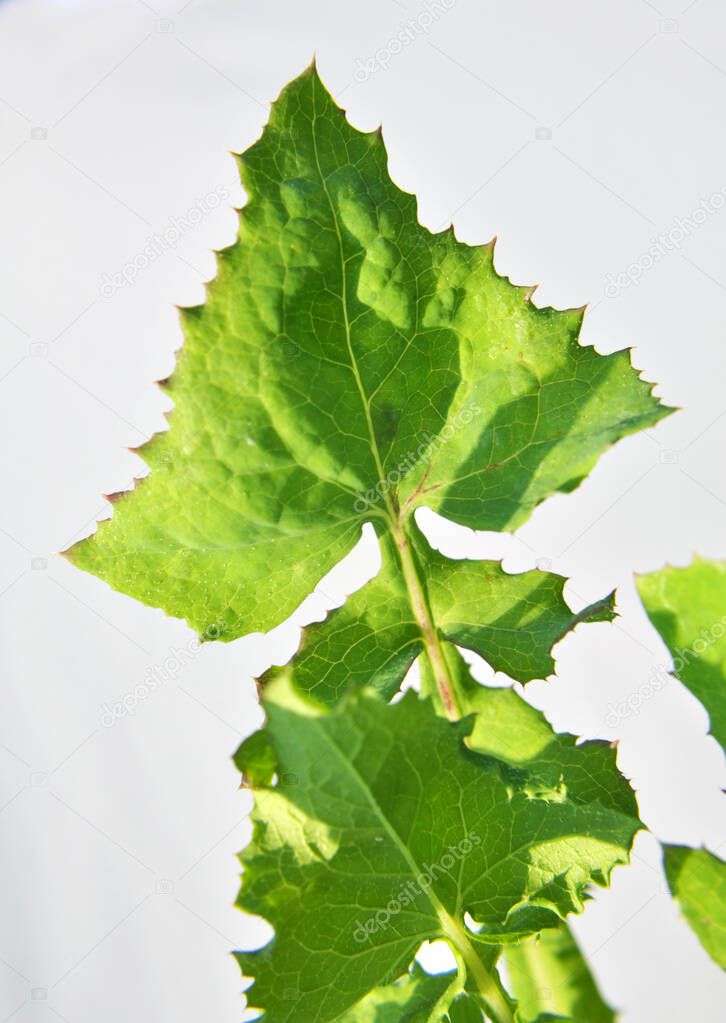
[67,65,726,1022]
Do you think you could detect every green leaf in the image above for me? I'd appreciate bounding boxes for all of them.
[456,664,637,819]
[637,559,726,756]
[236,677,640,1022]
[234,728,277,788]
[516,1017,571,1023]
[339,964,462,1022]
[67,63,669,648]
[663,845,726,970]
[447,992,486,1023]
[638,563,726,972]
[504,920,615,1022]
[517,1017,572,1023]
[272,529,614,708]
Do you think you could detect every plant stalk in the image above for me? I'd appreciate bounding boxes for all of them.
[389,516,463,719]
[388,516,515,1021]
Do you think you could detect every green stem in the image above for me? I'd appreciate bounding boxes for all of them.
[388,516,463,720]
[439,911,515,1023]
[388,518,514,1021]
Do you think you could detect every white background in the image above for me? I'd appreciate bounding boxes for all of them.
[1,0,726,1020]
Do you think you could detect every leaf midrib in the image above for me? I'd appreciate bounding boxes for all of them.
[304,704,511,1016]
[308,709,448,928]
[307,83,465,720]
[309,83,393,524]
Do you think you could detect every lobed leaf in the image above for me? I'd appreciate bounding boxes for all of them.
[505,920,615,1022]
[637,559,726,757]
[236,677,640,1022]
[639,559,726,972]
[67,64,669,645]
[269,529,614,707]
[663,845,726,970]
[338,963,461,1022]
